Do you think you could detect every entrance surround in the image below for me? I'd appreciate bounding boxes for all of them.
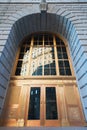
[0,7,87,122]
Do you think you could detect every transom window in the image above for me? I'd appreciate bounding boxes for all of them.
[15,33,71,76]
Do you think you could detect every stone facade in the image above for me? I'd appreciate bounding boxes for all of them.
[0,0,87,2]
[0,0,87,124]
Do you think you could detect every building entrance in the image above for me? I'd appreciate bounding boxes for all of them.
[1,78,85,127]
[26,84,85,127]
[0,33,85,127]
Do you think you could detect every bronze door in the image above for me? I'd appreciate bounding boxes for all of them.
[26,85,85,127]
[26,85,60,127]
[1,83,85,127]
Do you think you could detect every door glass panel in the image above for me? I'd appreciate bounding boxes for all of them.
[46,87,58,119]
[28,87,40,120]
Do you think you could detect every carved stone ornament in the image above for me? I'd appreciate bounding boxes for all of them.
[39,0,48,12]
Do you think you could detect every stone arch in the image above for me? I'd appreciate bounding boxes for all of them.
[0,12,87,121]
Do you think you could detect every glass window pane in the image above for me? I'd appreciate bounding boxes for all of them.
[59,68,65,75]
[58,61,64,67]
[57,47,62,52]
[15,68,21,75]
[30,47,43,76]
[34,35,38,41]
[44,41,49,45]
[49,41,53,45]
[34,41,37,45]
[51,69,56,75]
[49,36,53,41]
[60,41,64,45]
[51,48,55,59]
[63,53,68,59]
[25,47,30,52]
[17,61,22,67]
[65,69,71,75]
[44,64,49,69]
[50,61,55,68]
[58,53,62,59]
[44,35,48,41]
[37,68,42,75]
[64,61,70,67]
[19,53,24,59]
[46,102,58,120]
[46,87,56,101]
[44,69,50,75]
[56,37,60,43]
[20,47,25,53]
[62,47,66,52]
[39,35,43,41]
[32,71,37,76]
[28,87,40,120]
[46,87,58,119]
[38,41,42,45]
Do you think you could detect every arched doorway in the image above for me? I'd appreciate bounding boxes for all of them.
[1,32,85,127]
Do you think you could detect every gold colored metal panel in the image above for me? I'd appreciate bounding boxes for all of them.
[1,79,85,127]
[64,86,77,105]
[6,85,21,105]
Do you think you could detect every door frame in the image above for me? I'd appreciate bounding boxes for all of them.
[25,84,61,127]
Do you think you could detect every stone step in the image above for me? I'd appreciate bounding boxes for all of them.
[0,127,87,130]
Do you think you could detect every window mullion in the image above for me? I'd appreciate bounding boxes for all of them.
[27,36,33,75]
[43,35,44,76]
[54,36,59,76]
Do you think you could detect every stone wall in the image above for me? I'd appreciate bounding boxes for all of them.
[0,0,87,3]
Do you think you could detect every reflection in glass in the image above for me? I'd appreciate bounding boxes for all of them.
[46,87,58,119]
[30,47,43,75]
[15,33,72,76]
[30,46,56,75]
[20,50,30,76]
[15,45,30,75]
[28,87,40,120]
[44,47,56,75]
